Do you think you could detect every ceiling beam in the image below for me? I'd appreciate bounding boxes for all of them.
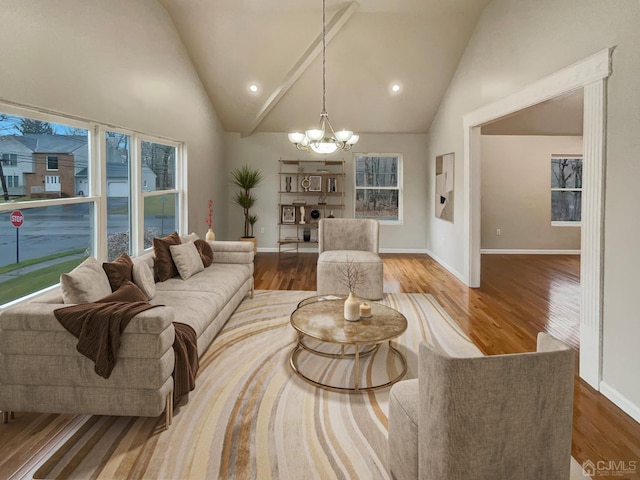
[241,1,359,137]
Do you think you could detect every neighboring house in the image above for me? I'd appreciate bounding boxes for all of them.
[26,151,75,198]
[75,164,157,197]
[0,133,157,198]
[0,134,88,198]
[0,136,37,197]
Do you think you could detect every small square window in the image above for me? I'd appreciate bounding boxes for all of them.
[47,155,59,170]
[550,156,582,225]
[1,153,17,166]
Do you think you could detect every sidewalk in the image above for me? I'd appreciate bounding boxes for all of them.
[0,253,85,284]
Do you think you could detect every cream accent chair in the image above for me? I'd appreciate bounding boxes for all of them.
[316,218,383,300]
[388,333,575,480]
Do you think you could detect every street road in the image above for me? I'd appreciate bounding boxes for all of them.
[0,201,174,268]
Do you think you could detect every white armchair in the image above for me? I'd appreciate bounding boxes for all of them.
[388,333,575,479]
[316,218,383,300]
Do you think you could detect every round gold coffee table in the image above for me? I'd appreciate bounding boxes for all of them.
[289,295,408,393]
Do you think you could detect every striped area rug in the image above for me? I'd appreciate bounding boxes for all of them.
[32,290,482,479]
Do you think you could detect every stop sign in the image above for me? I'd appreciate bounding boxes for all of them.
[10,210,24,228]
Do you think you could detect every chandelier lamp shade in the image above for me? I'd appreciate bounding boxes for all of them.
[288,0,359,154]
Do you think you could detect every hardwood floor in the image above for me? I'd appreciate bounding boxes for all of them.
[0,253,636,479]
[255,252,640,479]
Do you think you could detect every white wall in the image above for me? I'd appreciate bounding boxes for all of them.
[481,135,582,251]
[0,0,226,237]
[224,132,429,251]
[426,0,640,418]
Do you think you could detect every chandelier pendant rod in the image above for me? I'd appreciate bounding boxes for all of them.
[322,0,327,116]
[287,0,358,153]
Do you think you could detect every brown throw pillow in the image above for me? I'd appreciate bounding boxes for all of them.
[194,239,213,267]
[153,232,182,282]
[103,252,134,291]
[96,280,148,303]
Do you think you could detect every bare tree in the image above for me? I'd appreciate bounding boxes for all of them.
[552,158,582,221]
[17,119,54,135]
[0,162,9,201]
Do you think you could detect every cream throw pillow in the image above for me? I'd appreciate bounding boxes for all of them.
[60,257,113,304]
[180,232,200,244]
[132,261,156,300]
[170,242,204,280]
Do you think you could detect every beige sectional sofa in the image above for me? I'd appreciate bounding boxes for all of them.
[0,240,254,429]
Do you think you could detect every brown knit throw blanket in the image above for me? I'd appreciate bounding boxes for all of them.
[55,301,160,379]
[172,322,199,401]
[54,302,199,401]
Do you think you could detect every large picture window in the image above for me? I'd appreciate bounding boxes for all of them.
[105,131,132,261]
[0,105,185,306]
[551,155,582,225]
[142,140,179,249]
[354,154,402,223]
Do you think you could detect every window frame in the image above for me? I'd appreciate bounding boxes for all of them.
[550,154,582,227]
[138,134,186,252]
[46,155,59,171]
[353,153,403,225]
[0,101,187,306]
[2,153,18,166]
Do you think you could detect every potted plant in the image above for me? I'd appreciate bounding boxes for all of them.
[230,164,263,252]
[248,214,258,237]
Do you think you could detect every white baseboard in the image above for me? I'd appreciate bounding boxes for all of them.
[257,247,430,254]
[379,248,429,254]
[599,381,640,425]
[424,249,465,283]
[480,249,581,255]
[257,247,282,253]
[257,246,319,253]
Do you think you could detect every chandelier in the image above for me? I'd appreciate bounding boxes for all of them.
[288,0,359,154]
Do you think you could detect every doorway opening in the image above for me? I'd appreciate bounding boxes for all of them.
[462,48,612,389]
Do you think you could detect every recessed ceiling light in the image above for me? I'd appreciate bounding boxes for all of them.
[249,84,259,93]
[391,83,401,93]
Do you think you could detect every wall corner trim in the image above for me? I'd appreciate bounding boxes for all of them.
[480,249,581,255]
[599,381,640,425]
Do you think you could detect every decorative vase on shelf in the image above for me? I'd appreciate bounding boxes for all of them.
[344,292,360,321]
[205,228,215,241]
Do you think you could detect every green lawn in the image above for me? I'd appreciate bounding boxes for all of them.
[0,249,85,275]
[110,195,176,216]
[0,256,86,305]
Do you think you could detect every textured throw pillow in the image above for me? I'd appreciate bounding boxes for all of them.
[170,241,205,280]
[180,232,200,244]
[60,257,113,304]
[102,252,134,292]
[96,280,149,303]
[194,239,214,267]
[132,261,156,300]
[153,231,182,282]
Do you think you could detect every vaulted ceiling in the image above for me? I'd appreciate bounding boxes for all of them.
[157,0,493,136]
